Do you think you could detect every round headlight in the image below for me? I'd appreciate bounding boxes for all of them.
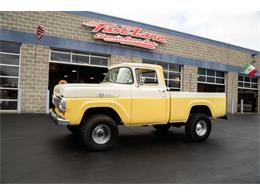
[59,98,66,112]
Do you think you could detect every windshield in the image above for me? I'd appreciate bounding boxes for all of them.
[102,67,133,84]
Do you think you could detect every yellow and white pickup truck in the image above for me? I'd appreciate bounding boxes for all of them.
[50,63,227,151]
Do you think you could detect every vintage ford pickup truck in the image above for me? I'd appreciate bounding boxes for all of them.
[50,63,227,151]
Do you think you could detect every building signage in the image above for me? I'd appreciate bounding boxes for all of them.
[82,22,166,49]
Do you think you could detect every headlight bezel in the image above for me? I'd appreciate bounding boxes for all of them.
[58,98,66,112]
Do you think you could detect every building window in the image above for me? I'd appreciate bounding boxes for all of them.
[143,59,182,91]
[238,74,258,90]
[0,41,20,112]
[197,68,225,92]
[50,49,109,67]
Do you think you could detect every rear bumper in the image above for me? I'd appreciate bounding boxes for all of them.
[49,109,69,126]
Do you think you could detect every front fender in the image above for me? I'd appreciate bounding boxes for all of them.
[64,98,131,125]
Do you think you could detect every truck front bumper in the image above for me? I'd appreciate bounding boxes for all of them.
[49,109,69,126]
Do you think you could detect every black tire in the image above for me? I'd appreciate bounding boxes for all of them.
[67,125,80,135]
[185,113,211,142]
[80,114,118,151]
[153,124,171,132]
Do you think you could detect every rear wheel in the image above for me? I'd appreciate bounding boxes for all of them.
[80,114,118,151]
[185,113,211,142]
[153,124,171,132]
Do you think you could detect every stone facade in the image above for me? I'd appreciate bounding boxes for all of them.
[182,65,198,92]
[110,55,142,65]
[226,72,238,113]
[1,11,259,69]
[20,44,49,113]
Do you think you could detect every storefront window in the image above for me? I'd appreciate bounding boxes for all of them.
[197,68,225,92]
[0,41,20,112]
[143,59,182,91]
[50,49,109,67]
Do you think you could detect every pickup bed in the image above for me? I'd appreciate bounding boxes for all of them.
[50,63,226,151]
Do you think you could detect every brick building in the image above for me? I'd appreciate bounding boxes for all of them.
[0,11,259,113]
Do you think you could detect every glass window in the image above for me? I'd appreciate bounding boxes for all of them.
[216,71,224,77]
[168,80,180,88]
[0,41,20,54]
[0,89,18,99]
[0,41,20,112]
[0,53,19,65]
[90,57,108,66]
[238,75,243,81]
[0,65,19,77]
[251,83,258,89]
[197,68,225,86]
[238,74,258,90]
[142,59,182,90]
[198,68,206,75]
[50,52,71,62]
[244,76,250,82]
[207,69,215,76]
[169,64,181,72]
[198,75,206,82]
[135,68,158,85]
[206,77,215,83]
[103,67,133,84]
[0,77,18,88]
[72,54,89,64]
[50,49,109,67]
[251,78,257,83]
[216,78,225,84]
[0,101,17,110]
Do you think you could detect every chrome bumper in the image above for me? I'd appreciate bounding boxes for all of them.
[49,109,69,126]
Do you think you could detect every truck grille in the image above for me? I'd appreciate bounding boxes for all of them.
[52,95,61,108]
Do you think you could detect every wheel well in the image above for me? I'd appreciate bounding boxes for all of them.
[190,105,212,117]
[81,107,123,125]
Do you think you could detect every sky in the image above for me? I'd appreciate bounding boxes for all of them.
[93,11,260,51]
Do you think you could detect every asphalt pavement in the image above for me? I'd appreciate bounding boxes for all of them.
[0,113,259,183]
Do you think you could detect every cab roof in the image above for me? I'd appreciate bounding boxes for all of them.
[109,63,163,70]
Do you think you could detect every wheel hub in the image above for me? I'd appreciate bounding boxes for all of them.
[92,124,111,144]
[195,120,207,136]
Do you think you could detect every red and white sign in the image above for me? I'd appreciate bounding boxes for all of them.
[82,22,166,49]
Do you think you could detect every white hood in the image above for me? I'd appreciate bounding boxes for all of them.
[53,83,120,98]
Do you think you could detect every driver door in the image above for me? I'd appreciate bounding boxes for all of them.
[131,68,168,125]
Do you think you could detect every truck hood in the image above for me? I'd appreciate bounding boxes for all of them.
[53,83,120,98]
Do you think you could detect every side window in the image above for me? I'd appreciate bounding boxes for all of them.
[135,68,158,85]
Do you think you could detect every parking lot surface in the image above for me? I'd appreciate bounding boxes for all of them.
[1,114,259,183]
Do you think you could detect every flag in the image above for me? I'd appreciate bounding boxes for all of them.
[241,63,257,77]
[36,24,46,39]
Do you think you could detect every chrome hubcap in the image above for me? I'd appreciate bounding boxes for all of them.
[92,124,111,144]
[195,120,207,136]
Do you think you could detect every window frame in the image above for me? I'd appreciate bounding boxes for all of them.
[102,66,134,85]
[49,49,110,68]
[197,68,225,86]
[0,41,21,112]
[142,59,182,91]
[238,74,258,90]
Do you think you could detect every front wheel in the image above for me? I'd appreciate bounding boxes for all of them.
[80,115,118,151]
[185,113,211,142]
